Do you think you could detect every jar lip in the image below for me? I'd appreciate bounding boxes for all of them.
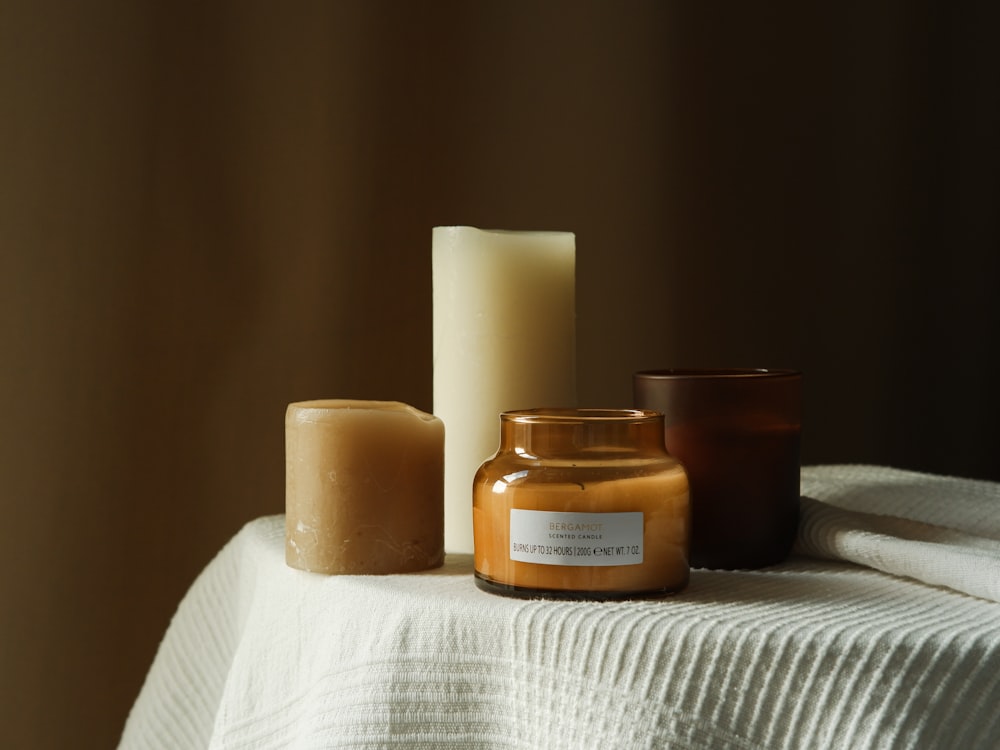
[634,368,801,380]
[501,408,661,424]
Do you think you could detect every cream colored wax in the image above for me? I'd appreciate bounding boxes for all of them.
[285,399,444,574]
[433,227,576,553]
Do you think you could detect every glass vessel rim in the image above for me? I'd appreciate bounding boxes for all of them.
[501,408,661,425]
[634,368,801,380]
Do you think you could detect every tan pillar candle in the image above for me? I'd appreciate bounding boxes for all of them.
[285,399,444,574]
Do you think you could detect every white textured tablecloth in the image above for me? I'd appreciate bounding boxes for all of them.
[120,465,1000,749]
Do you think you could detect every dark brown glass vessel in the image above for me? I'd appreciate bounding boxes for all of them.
[633,369,802,570]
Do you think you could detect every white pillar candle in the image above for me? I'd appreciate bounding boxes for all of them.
[433,226,576,553]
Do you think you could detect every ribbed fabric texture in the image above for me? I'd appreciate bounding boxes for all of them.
[798,464,1000,602]
[119,466,1000,750]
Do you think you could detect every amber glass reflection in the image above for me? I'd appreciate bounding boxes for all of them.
[473,408,689,600]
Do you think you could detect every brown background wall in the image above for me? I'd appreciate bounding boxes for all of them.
[1,1,997,747]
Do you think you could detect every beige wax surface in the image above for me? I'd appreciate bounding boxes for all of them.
[285,399,444,574]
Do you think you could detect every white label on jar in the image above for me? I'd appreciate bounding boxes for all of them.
[509,510,644,566]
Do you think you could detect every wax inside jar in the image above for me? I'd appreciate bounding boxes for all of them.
[473,409,690,599]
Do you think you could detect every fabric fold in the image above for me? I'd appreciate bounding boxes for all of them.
[796,465,1000,602]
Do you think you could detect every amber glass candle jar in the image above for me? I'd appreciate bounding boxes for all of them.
[473,409,690,600]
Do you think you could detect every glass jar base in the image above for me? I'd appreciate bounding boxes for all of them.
[474,571,685,601]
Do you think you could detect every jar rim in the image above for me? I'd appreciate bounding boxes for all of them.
[634,368,800,380]
[501,408,661,424]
